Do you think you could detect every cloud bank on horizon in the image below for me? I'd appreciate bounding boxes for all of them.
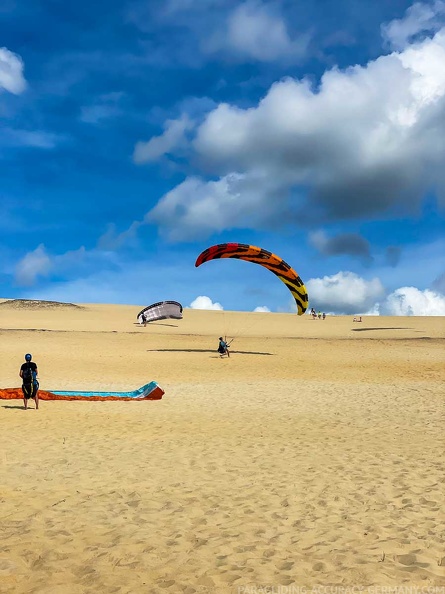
[1,1,444,315]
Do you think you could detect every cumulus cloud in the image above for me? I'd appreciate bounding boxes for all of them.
[146,173,287,240]
[306,269,445,315]
[309,230,372,260]
[306,271,385,315]
[134,115,193,164]
[379,286,445,315]
[205,1,309,62]
[189,295,223,310]
[141,7,445,240]
[253,305,270,312]
[382,0,445,50]
[15,244,52,286]
[0,47,26,94]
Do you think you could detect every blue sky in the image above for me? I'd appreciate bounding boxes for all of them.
[1,0,445,315]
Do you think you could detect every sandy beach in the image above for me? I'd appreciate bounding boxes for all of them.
[1,300,444,593]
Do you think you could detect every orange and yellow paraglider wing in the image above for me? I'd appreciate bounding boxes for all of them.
[195,243,308,315]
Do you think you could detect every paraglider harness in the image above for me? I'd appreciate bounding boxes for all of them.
[22,363,39,399]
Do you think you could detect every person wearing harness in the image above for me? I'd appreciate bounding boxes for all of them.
[19,353,39,410]
[217,337,230,358]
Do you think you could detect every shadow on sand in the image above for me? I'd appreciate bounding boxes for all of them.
[351,327,415,332]
[2,405,28,410]
[147,348,274,356]
[133,323,179,327]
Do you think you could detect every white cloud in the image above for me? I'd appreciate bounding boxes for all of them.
[15,244,52,286]
[134,115,193,164]
[194,31,445,181]
[205,1,309,62]
[189,295,223,310]
[306,269,445,315]
[143,17,445,239]
[254,305,270,312]
[379,286,445,315]
[147,172,291,241]
[382,0,445,50]
[306,271,385,315]
[0,47,26,94]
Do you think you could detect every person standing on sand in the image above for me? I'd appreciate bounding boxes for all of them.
[19,353,39,410]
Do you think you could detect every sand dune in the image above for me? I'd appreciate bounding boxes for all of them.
[1,303,444,593]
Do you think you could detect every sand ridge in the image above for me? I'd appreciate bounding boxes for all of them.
[0,298,82,310]
[1,304,444,593]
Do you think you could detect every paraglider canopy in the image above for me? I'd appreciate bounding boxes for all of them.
[195,243,308,315]
[137,301,183,324]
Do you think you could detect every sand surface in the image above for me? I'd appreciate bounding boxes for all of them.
[1,301,444,593]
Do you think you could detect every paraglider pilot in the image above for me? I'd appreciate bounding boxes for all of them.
[19,353,39,410]
[218,337,230,358]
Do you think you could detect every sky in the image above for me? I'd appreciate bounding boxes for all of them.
[1,0,445,315]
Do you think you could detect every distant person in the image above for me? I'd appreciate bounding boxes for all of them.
[20,353,39,410]
[141,312,147,327]
[322,312,326,320]
[217,337,230,358]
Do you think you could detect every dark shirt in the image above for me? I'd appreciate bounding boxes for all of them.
[21,362,38,381]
